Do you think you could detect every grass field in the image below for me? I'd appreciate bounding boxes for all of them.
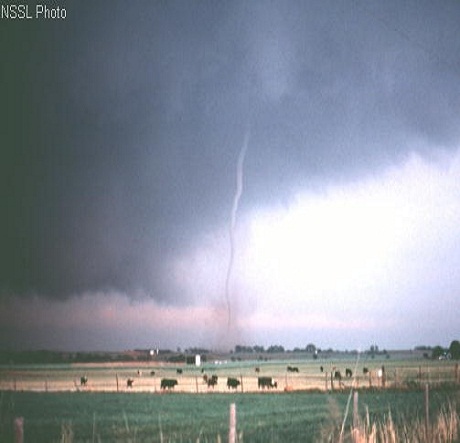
[1,356,459,441]
[1,354,458,393]
[1,387,459,442]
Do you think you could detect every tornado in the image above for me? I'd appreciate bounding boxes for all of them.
[225,129,250,330]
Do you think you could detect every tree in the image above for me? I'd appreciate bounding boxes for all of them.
[449,340,460,360]
[267,345,284,353]
[253,345,265,353]
[431,345,445,360]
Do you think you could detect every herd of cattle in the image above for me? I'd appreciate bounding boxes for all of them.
[79,365,377,391]
[80,374,277,390]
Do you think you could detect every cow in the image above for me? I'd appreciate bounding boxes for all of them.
[320,366,324,373]
[258,377,277,389]
[334,370,342,380]
[161,378,178,390]
[80,376,88,386]
[207,375,218,388]
[255,367,260,373]
[227,377,240,389]
[287,366,299,373]
[363,367,369,375]
[345,368,353,378]
[150,370,156,376]
[127,378,134,388]
[176,368,183,374]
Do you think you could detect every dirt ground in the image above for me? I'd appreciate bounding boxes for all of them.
[1,359,457,393]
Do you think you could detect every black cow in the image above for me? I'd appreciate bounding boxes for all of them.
[161,378,178,390]
[287,366,299,373]
[150,370,156,376]
[227,377,240,389]
[334,371,342,380]
[345,368,353,378]
[255,367,260,373]
[176,368,183,374]
[127,378,134,388]
[363,367,369,375]
[207,375,218,388]
[258,377,277,389]
[320,366,324,373]
[80,376,88,386]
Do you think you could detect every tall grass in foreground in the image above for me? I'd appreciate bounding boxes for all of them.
[2,390,459,442]
[53,404,460,443]
[320,401,458,443]
[55,403,459,443]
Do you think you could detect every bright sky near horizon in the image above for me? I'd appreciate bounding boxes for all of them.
[1,0,460,352]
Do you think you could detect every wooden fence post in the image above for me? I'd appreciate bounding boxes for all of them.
[229,403,236,443]
[14,417,24,443]
[353,391,359,428]
[425,383,430,440]
[116,373,119,392]
[240,375,244,393]
[353,391,359,443]
[325,372,328,391]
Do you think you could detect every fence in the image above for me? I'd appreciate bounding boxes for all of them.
[0,363,458,393]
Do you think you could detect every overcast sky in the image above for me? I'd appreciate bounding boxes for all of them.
[1,0,460,352]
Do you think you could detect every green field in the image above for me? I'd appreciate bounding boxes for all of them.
[1,356,459,441]
[1,387,459,442]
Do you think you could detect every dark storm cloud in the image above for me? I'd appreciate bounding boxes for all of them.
[1,0,459,301]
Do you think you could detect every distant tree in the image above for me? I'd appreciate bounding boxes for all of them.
[369,345,379,354]
[449,340,460,360]
[234,345,253,353]
[267,345,285,353]
[431,345,445,360]
[185,347,210,354]
[306,343,316,353]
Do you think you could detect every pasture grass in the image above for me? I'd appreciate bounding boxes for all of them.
[1,386,459,442]
[1,356,458,393]
[333,402,459,442]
